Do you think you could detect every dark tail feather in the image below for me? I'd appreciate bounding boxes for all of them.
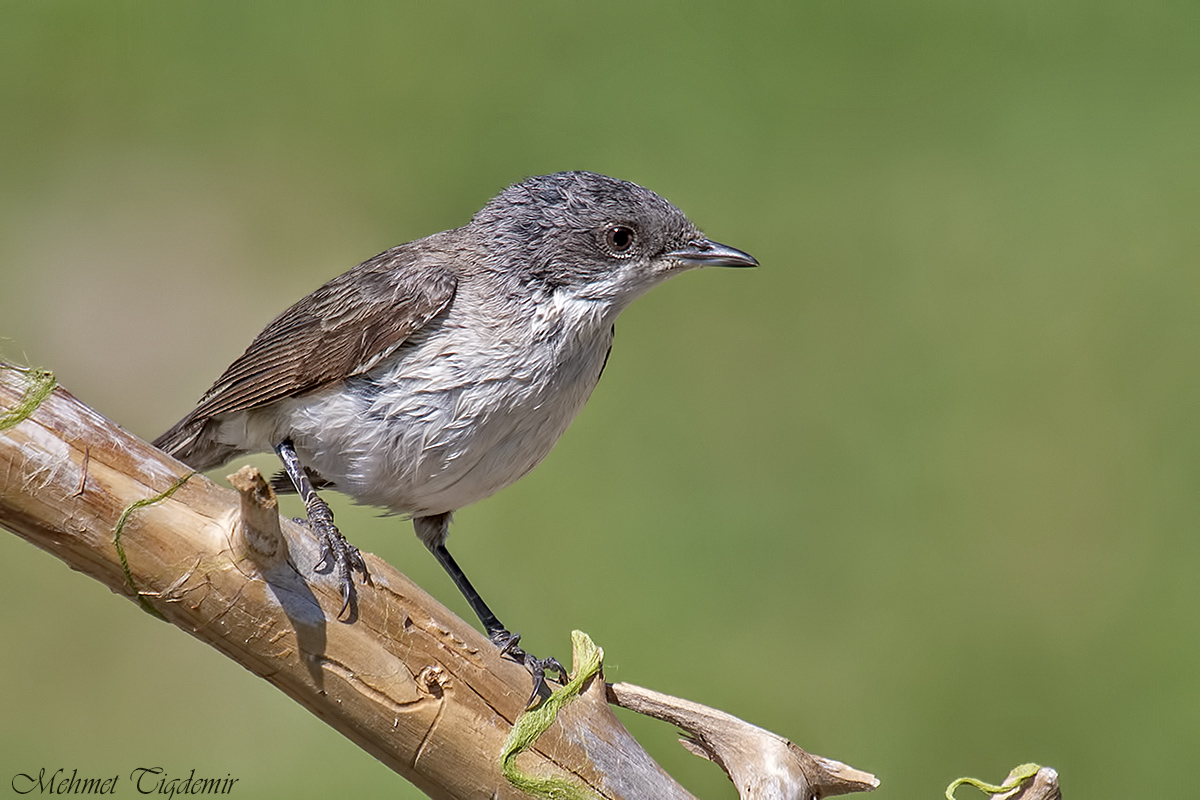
[270,468,333,495]
[152,416,243,472]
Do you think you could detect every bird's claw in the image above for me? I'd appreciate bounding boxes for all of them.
[489,629,568,708]
[308,512,370,618]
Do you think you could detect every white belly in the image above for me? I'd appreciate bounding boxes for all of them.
[231,293,615,517]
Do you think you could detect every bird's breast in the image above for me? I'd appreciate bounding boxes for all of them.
[281,293,616,516]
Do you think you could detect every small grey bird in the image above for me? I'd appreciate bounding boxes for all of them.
[154,171,756,693]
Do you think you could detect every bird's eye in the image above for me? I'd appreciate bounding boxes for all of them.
[604,225,636,255]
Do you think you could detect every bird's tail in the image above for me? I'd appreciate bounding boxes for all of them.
[152,415,243,472]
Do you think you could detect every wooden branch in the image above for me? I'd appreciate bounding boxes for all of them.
[607,683,878,798]
[0,364,878,799]
[991,766,1061,800]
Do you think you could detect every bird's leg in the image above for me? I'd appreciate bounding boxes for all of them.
[431,541,568,705]
[417,514,567,706]
[276,439,369,616]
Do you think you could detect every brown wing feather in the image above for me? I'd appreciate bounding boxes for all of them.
[189,248,457,421]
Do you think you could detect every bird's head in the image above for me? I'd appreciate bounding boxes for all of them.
[471,171,756,312]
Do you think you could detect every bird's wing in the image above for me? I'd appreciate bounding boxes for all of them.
[189,251,457,420]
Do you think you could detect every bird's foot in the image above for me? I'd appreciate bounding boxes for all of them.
[490,629,568,708]
[306,505,370,618]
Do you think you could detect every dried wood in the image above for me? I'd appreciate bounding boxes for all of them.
[0,364,879,799]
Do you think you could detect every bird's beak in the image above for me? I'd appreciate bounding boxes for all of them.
[667,239,759,268]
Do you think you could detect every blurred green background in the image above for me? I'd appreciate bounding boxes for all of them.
[2,2,1198,797]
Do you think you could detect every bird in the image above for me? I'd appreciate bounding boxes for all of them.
[154,170,756,695]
